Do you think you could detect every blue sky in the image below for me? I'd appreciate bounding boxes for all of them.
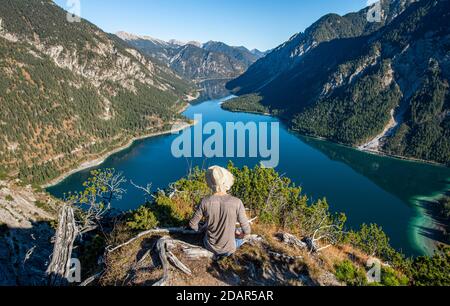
[54,0,370,51]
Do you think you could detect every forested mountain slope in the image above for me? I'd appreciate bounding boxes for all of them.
[227,0,416,94]
[225,0,450,165]
[0,0,194,184]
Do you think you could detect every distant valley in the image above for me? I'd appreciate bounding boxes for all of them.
[116,31,266,99]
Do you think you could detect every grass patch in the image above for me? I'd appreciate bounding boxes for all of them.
[32,184,43,193]
[0,170,8,181]
[35,200,47,209]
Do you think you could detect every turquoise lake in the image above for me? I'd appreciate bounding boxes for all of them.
[47,96,450,256]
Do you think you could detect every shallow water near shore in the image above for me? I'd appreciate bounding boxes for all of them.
[47,96,450,256]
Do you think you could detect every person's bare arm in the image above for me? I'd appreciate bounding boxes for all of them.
[237,200,251,236]
[189,201,205,231]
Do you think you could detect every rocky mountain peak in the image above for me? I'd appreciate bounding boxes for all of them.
[117,31,264,85]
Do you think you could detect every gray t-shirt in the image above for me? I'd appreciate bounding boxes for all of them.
[189,194,251,255]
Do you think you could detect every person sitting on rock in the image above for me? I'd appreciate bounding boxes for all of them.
[189,166,251,256]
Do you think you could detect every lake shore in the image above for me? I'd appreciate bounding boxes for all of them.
[356,147,447,168]
[220,103,448,168]
[42,119,196,189]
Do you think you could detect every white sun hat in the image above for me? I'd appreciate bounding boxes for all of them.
[206,166,235,194]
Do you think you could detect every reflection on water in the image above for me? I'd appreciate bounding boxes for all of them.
[195,79,231,102]
[299,136,450,256]
[300,136,450,204]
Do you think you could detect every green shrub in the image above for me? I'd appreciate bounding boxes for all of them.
[346,224,406,269]
[148,168,210,227]
[410,246,450,286]
[380,266,409,286]
[229,163,346,243]
[126,206,159,231]
[346,224,390,256]
[229,163,303,225]
[334,260,367,286]
[152,196,188,227]
[5,195,14,202]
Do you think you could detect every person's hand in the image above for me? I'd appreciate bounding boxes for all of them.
[235,229,245,239]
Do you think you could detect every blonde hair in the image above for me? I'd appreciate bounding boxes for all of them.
[206,166,235,194]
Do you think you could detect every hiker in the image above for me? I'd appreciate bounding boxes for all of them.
[189,166,251,256]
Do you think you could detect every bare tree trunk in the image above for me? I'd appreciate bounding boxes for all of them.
[46,205,78,286]
[153,238,171,286]
[153,237,216,286]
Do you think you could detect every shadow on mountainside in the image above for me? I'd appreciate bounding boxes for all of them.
[0,221,54,286]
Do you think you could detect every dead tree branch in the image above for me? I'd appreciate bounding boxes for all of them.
[79,271,104,287]
[46,205,78,286]
[153,237,172,286]
[130,180,154,202]
[106,227,200,253]
[48,169,127,286]
[277,232,308,249]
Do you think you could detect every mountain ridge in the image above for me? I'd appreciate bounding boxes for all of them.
[116,31,264,84]
[227,0,417,94]
[0,0,195,184]
[225,0,450,166]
